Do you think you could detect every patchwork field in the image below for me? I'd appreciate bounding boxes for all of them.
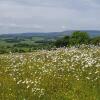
[0,45,100,100]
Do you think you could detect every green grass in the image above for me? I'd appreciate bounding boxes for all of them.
[31,37,44,41]
[0,46,100,100]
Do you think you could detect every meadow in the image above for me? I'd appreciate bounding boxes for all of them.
[0,45,100,100]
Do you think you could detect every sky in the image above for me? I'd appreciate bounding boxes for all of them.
[0,0,100,34]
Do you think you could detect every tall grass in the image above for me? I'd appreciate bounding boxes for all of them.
[0,45,100,100]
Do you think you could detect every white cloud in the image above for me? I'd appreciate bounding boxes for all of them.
[0,0,100,34]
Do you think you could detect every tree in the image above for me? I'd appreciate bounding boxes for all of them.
[70,31,90,45]
[55,36,70,47]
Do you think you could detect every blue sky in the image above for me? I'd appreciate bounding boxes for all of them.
[0,0,100,34]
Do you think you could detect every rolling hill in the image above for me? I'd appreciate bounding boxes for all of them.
[0,30,100,39]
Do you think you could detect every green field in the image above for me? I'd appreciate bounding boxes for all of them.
[0,35,55,54]
[0,31,100,54]
[0,45,100,100]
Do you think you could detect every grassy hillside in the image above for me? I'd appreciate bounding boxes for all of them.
[0,45,100,100]
[0,30,100,54]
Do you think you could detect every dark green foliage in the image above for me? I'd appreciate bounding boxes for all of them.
[55,36,70,47]
[55,31,92,47]
[70,31,90,45]
[90,36,100,45]
[55,31,90,47]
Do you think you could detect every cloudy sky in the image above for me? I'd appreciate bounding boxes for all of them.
[0,0,100,34]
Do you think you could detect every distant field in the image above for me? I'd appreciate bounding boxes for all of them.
[0,31,100,54]
[0,36,45,45]
[0,46,100,100]
[0,35,55,54]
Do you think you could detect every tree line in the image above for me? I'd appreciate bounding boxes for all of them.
[55,31,100,47]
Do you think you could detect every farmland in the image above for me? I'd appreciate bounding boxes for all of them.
[0,31,100,54]
[0,45,100,100]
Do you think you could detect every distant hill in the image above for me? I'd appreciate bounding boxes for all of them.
[60,30,100,37]
[0,30,100,39]
[84,30,100,37]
